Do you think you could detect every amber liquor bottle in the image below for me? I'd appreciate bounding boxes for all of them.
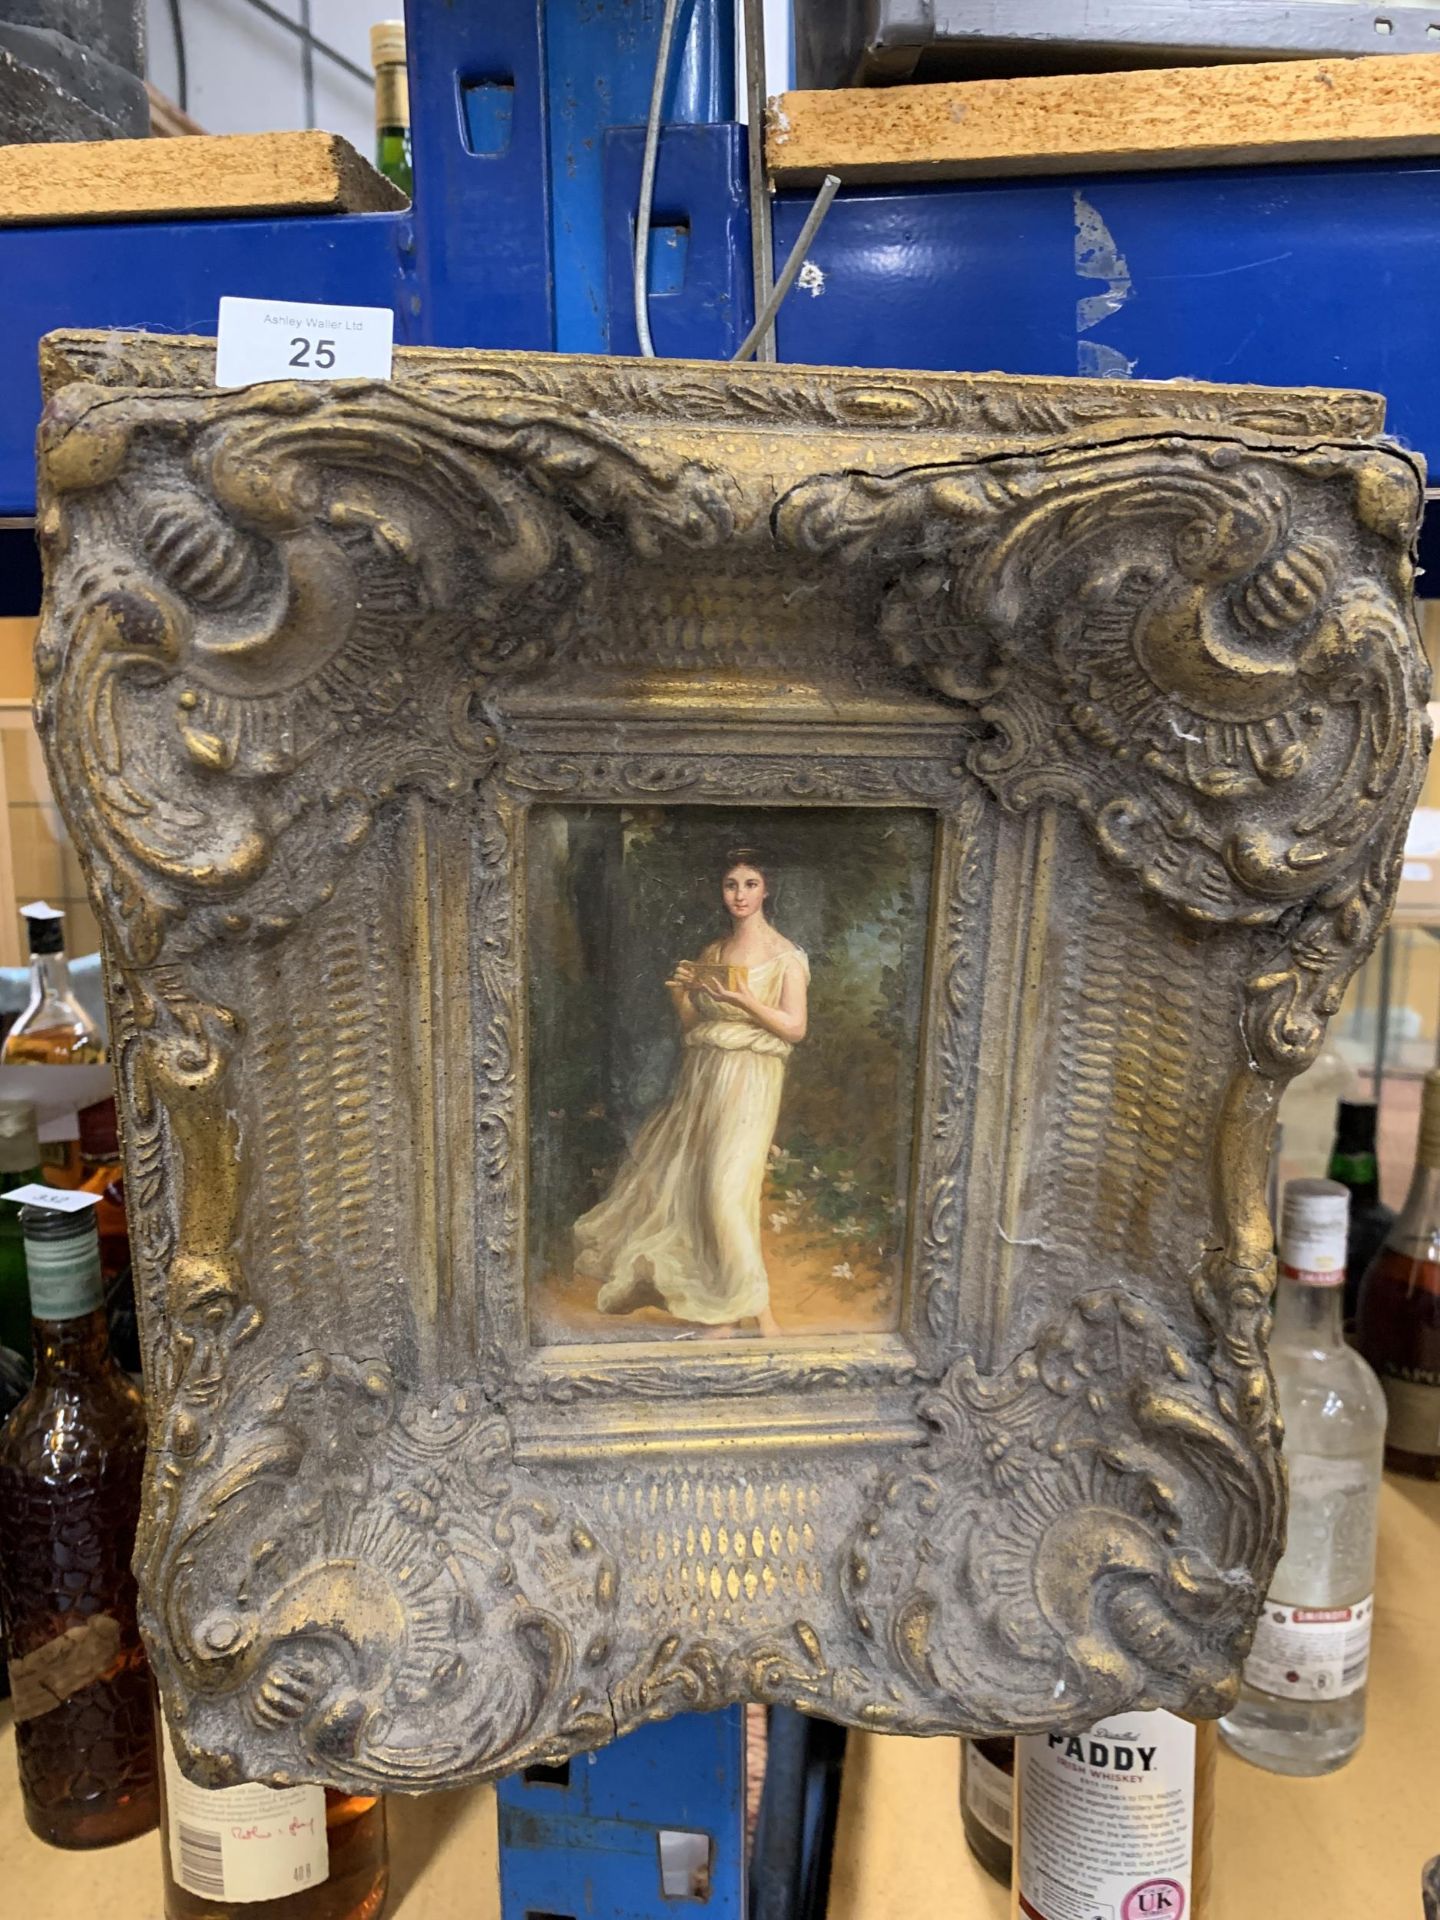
[0,1202,156,1845]
[1356,1067,1440,1477]
[159,1714,389,1920]
[1,902,105,1185]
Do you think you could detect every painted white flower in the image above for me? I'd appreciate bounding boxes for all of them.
[768,1211,792,1232]
[831,1260,854,1280]
[838,1219,859,1238]
[810,1164,823,1179]
[836,1178,856,1194]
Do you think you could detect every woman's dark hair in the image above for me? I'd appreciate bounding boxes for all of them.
[718,844,771,910]
[722,846,768,884]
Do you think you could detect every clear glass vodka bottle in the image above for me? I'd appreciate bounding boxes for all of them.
[1221,1178,1386,1775]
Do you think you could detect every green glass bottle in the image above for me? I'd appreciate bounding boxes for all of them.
[0,1096,42,1356]
[370,21,412,199]
[0,1204,157,1846]
[1327,1098,1394,1322]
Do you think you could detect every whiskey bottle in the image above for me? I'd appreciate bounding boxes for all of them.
[1012,1713,1215,1920]
[1356,1067,1440,1477]
[960,1734,1013,1884]
[0,1095,42,1355]
[0,1202,156,1846]
[159,1714,389,1920]
[1220,1179,1384,1774]
[1326,1100,1393,1322]
[2,902,105,1066]
[369,21,411,198]
[2,901,105,1185]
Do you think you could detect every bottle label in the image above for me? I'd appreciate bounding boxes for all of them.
[8,1613,123,1722]
[1328,1152,1377,1185]
[963,1742,1013,1843]
[1017,1711,1194,1920]
[374,64,409,130]
[1242,1593,1374,1702]
[163,1722,329,1903]
[1379,1371,1440,1456]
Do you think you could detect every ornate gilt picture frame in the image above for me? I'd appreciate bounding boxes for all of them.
[33,332,1429,1791]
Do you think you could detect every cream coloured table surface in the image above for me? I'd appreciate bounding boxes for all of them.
[0,1738,500,1920]
[4,1478,1438,1918]
[829,1475,1440,1920]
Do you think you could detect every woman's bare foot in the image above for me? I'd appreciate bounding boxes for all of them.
[754,1307,781,1337]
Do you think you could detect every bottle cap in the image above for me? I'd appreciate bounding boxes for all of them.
[1278,1177,1349,1285]
[20,900,64,956]
[0,1097,40,1173]
[20,1204,103,1320]
[1420,1069,1440,1171]
[370,20,406,67]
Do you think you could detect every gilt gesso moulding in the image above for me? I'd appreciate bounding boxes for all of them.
[33,332,1429,1791]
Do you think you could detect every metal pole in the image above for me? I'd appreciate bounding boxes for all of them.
[741,0,776,360]
[298,0,315,128]
[1373,926,1395,1100]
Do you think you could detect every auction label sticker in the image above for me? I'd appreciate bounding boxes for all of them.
[2,1182,102,1211]
[216,295,394,388]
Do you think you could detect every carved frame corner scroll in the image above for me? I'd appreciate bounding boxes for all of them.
[32,332,1430,1791]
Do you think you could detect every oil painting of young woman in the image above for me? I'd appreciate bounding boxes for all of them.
[526,806,933,1344]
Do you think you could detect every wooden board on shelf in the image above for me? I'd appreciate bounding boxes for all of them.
[767,51,1440,184]
[0,130,405,227]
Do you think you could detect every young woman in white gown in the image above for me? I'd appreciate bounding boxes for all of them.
[573,849,809,1336]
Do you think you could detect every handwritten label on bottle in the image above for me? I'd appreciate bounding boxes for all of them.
[2,1182,103,1212]
[163,1721,329,1903]
[8,1613,122,1721]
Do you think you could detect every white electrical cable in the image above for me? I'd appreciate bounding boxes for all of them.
[634,0,684,358]
[731,173,841,363]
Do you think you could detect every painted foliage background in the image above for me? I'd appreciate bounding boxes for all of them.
[525,805,934,1343]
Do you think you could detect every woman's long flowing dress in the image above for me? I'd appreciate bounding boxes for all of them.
[574,943,808,1325]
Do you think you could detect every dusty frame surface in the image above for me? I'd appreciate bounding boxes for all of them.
[33,333,1429,1791]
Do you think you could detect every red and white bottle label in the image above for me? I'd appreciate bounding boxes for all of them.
[1242,1593,1373,1702]
[1017,1710,1194,1920]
